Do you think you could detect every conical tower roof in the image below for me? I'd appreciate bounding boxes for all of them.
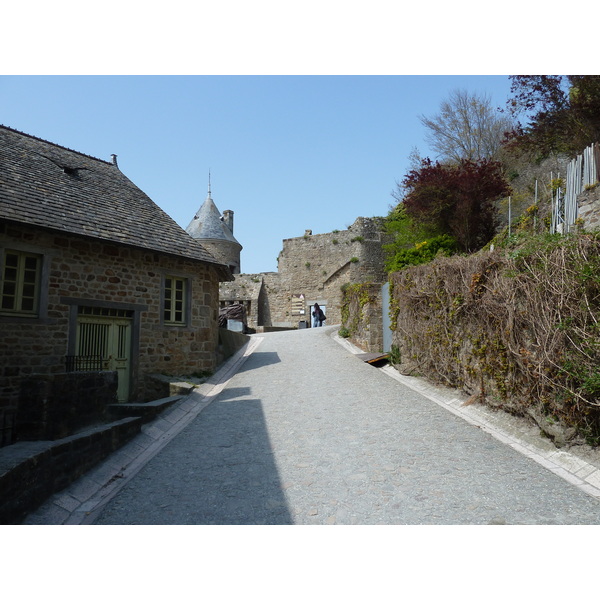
[185,178,241,246]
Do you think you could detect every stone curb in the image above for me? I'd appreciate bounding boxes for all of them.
[331,330,600,500]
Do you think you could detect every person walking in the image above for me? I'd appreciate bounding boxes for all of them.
[312,303,326,327]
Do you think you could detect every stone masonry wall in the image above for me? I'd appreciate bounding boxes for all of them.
[0,415,141,524]
[1,222,221,444]
[236,218,390,329]
[578,184,600,230]
[341,283,385,353]
[16,371,118,441]
[219,273,264,329]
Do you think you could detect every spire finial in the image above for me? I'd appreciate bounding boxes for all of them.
[208,170,212,199]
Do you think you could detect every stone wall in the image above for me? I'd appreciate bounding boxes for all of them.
[0,416,141,524]
[340,283,385,353]
[219,274,265,329]
[274,218,389,327]
[578,184,600,230]
[1,222,222,445]
[198,237,242,275]
[223,217,390,330]
[16,371,118,441]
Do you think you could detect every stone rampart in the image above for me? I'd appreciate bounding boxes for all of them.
[341,282,385,353]
[223,217,390,330]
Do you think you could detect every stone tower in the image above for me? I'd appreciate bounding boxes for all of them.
[186,177,242,274]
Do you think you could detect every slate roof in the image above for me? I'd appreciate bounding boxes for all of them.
[186,192,242,248]
[0,125,232,279]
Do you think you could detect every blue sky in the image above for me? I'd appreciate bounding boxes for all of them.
[2,4,590,276]
[1,75,515,273]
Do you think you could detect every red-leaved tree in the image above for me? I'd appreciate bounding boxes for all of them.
[401,158,511,252]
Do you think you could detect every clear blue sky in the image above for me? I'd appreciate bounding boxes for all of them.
[1,75,515,273]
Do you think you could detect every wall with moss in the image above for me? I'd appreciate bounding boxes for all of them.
[389,235,600,447]
[340,283,383,352]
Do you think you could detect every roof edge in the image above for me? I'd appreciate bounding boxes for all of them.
[0,124,114,166]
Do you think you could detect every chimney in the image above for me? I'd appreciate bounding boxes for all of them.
[111,154,118,167]
[223,209,234,233]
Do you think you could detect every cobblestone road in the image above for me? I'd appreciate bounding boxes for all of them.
[87,327,600,525]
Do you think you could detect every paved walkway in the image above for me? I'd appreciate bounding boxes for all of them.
[25,326,600,525]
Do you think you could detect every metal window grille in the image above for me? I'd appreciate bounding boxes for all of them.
[65,355,104,372]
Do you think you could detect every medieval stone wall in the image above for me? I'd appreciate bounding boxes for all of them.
[274,217,389,327]
[199,237,242,275]
[222,217,390,330]
[219,273,264,329]
[0,415,141,524]
[17,371,118,441]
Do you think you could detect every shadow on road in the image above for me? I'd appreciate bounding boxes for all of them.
[237,351,281,373]
[173,387,292,524]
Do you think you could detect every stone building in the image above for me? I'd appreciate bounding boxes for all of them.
[0,125,232,447]
[220,217,390,331]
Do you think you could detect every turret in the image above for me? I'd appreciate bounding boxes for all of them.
[185,176,242,274]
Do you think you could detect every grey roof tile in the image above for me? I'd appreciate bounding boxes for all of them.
[0,125,231,277]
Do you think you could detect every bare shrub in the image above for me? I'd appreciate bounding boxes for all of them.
[390,233,600,444]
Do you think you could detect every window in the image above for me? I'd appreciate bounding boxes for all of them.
[1,250,42,316]
[163,276,188,325]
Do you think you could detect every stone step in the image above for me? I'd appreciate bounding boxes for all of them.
[107,395,185,423]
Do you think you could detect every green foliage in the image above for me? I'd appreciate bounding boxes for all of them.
[383,202,452,272]
[385,197,443,241]
[389,344,401,365]
[338,327,351,338]
[384,234,458,273]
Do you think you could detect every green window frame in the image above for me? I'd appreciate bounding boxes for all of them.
[163,276,188,325]
[1,249,42,316]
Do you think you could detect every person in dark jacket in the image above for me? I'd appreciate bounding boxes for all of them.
[312,303,326,327]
